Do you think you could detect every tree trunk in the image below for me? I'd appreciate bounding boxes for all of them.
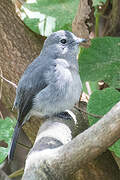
[0,0,45,142]
[103,0,120,36]
[22,104,120,180]
[0,0,45,109]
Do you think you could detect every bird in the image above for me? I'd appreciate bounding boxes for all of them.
[8,30,87,160]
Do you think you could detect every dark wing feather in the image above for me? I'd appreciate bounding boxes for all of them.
[18,82,47,127]
[16,59,48,127]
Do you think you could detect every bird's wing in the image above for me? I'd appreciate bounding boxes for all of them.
[15,63,48,127]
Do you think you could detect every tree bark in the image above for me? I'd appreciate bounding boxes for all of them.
[103,0,120,36]
[0,0,45,142]
[0,170,10,180]
[0,0,45,109]
[72,0,93,41]
[22,102,120,180]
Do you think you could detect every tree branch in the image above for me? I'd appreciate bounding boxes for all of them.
[22,102,120,180]
[0,169,10,180]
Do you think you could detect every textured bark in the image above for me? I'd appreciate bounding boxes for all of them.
[22,103,120,180]
[72,0,92,40]
[74,151,120,180]
[0,0,45,109]
[103,0,120,36]
[0,0,45,142]
[0,170,10,180]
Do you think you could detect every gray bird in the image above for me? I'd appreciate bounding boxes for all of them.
[8,30,87,160]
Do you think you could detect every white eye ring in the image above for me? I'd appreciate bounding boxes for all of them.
[60,39,67,44]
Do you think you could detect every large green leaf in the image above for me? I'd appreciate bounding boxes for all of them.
[0,118,16,164]
[87,88,120,125]
[87,88,120,157]
[20,0,79,36]
[79,37,120,90]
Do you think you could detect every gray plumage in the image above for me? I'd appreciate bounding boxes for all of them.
[8,30,86,160]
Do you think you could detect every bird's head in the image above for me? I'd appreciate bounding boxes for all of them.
[42,30,87,61]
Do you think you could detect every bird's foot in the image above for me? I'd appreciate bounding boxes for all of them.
[55,112,72,120]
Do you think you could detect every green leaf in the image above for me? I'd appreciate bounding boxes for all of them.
[0,118,16,164]
[92,0,107,7]
[87,88,120,157]
[87,88,120,125]
[109,140,120,157]
[20,0,79,36]
[79,37,120,90]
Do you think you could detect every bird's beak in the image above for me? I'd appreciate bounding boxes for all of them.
[76,38,88,44]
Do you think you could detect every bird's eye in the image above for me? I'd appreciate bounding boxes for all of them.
[60,39,67,44]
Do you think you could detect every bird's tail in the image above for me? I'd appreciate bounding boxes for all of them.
[8,121,20,161]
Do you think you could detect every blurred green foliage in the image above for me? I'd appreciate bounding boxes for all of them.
[0,118,16,164]
[79,37,120,91]
[92,0,107,7]
[20,0,79,36]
